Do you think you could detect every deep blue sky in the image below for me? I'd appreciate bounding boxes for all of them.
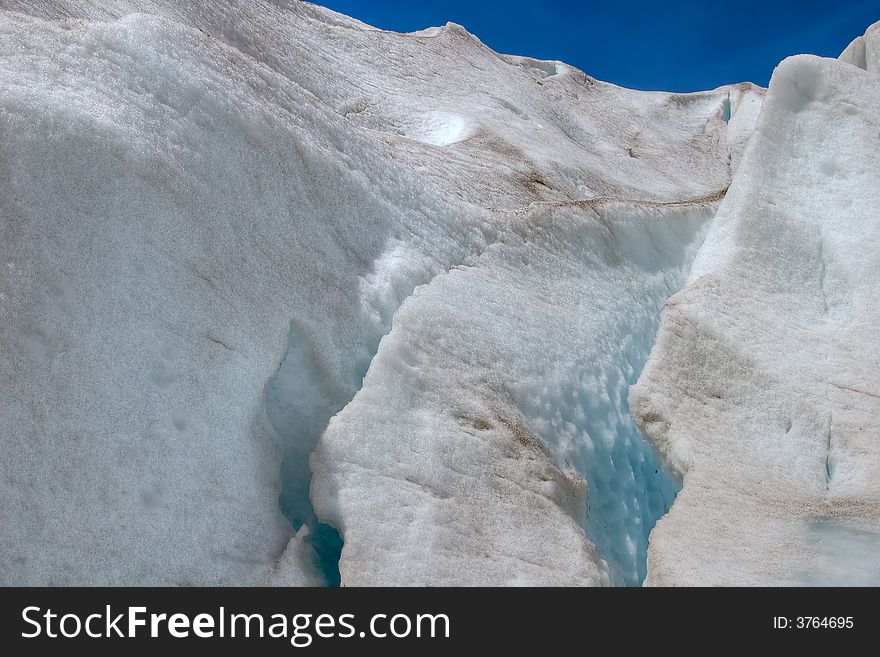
[312,0,880,91]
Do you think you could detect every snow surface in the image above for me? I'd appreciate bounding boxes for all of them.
[9,0,875,588]
[632,24,880,585]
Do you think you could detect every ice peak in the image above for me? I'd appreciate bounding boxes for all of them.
[839,19,880,71]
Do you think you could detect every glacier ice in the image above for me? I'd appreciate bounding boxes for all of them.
[3,0,876,588]
[0,1,486,585]
[312,198,715,585]
[839,20,879,70]
[631,24,880,586]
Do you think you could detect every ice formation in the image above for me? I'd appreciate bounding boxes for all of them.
[631,26,880,586]
[0,0,875,587]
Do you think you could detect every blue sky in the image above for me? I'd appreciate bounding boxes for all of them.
[312,0,880,91]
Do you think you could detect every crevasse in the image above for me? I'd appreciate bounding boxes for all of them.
[264,324,347,586]
[519,314,680,586]
[514,204,710,585]
[263,249,457,586]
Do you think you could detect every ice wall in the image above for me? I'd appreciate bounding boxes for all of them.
[0,7,483,584]
[1,0,766,586]
[632,24,880,585]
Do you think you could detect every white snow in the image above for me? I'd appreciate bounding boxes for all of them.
[404,111,474,146]
[3,0,874,588]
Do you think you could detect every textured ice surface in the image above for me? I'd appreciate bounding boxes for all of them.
[0,1,483,585]
[312,198,717,585]
[632,24,880,586]
[517,301,680,586]
[0,0,786,586]
[801,520,880,586]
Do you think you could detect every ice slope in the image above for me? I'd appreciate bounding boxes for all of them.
[1,0,761,585]
[1,0,760,210]
[0,5,483,585]
[631,22,880,586]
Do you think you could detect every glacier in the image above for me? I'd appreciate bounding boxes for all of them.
[631,24,880,586]
[0,0,876,587]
